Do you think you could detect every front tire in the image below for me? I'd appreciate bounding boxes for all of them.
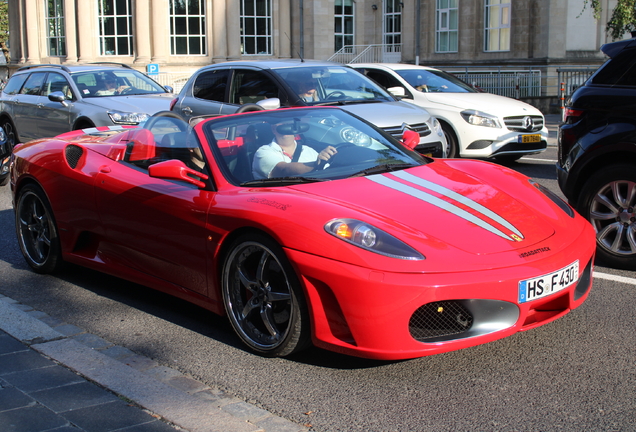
[441,123,459,158]
[578,164,636,269]
[221,233,310,357]
[15,184,64,274]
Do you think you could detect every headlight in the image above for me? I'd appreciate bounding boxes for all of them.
[340,127,371,146]
[325,218,425,260]
[529,179,575,218]
[460,110,501,128]
[429,117,444,137]
[108,111,150,125]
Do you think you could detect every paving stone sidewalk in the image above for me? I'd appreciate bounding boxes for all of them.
[0,294,308,432]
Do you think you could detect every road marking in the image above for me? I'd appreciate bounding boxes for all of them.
[594,271,636,285]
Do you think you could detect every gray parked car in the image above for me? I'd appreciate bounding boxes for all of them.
[170,60,446,157]
[0,64,174,147]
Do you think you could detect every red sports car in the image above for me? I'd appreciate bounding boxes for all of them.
[10,107,595,360]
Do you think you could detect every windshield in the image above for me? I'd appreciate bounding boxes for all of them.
[202,107,427,186]
[273,66,394,105]
[71,69,166,97]
[396,69,477,93]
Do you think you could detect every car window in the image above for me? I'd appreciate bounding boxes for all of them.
[20,72,47,95]
[590,47,636,86]
[71,69,166,97]
[395,69,476,93]
[230,70,280,105]
[273,66,393,104]
[193,69,228,101]
[3,74,28,95]
[202,107,426,186]
[42,72,73,100]
[360,69,403,90]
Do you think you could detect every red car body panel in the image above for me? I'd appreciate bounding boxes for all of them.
[10,109,596,360]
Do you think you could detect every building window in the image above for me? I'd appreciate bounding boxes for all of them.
[335,0,354,52]
[98,0,133,56]
[383,0,401,53]
[436,0,458,53]
[170,0,206,55]
[484,0,510,52]
[240,0,272,55]
[47,0,66,56]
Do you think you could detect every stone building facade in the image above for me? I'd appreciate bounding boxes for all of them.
[5,0,618,75]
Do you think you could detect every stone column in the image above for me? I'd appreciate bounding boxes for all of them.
[226,0,241,60]
[63,0,77,63]
[77,0,98,62]
[212,0,228,61]
[24,0,41,64]
[151,0,169,63]
[277,0,291,59]
[134,0,152,64]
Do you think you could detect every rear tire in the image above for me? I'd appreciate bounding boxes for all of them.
[577,164,636,269]
[15,184,64,274]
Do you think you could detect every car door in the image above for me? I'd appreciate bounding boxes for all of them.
[37,72,73,137]
[177,68,228,120]
[13,72,47,141]
[93,129,213,295]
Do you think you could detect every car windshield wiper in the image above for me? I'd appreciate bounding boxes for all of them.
[349,163,416,178]
[240,176,328,186]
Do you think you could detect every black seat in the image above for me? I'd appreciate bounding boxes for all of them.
[232,123,274,183]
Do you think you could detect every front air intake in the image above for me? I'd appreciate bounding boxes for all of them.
[409,301,473,341]
[65,145,84,169]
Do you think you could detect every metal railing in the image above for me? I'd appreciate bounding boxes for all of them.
[147,71,197,93]
[441,66,543,98]
[328,44,402,64]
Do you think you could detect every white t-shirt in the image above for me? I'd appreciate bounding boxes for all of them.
[252,140,318,179]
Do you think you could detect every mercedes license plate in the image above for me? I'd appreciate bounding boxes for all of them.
[518,134,541,143]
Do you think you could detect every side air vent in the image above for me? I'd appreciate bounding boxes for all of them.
[65,144,84,169]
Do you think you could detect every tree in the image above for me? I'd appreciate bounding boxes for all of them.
[0,0,7,45]
[583,0,636,40]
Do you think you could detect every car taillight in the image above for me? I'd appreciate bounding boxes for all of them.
[169,98,178,111]
[563,107,584,124]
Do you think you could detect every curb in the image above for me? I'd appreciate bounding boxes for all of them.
[0,295,309,432]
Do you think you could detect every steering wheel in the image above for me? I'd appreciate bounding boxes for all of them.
[237,103,265,113]
[144,111,188,134]
[325,91,348,100]
[320,142,362,169]
[118,87,134,95]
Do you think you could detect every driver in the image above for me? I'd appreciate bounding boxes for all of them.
[252,121,337,179]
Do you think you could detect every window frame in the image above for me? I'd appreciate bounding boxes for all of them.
[334,0,355,53]
[484,0,511,52]
[169,0,207,56]
[46,0,66,57]
[435,0,458,53]
[240,0,273,56]
[98,0,134,56]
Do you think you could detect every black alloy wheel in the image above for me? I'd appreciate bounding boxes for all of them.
[16,184,64,274]
[221,233,310,357]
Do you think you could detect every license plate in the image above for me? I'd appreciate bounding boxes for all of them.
[518,261,579,303]
[518,134,541,143]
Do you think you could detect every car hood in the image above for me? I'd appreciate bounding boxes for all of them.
[418,92,543,117]
[82,93,174,114]
[339,101,431,125]
[290,162,554,256]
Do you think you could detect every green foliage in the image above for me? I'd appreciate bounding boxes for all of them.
[582,0,636,40]
[0,0,8,44]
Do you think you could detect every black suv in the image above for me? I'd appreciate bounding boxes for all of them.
[557,36,636,268]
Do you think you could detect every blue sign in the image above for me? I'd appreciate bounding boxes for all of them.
[147,63,159,75]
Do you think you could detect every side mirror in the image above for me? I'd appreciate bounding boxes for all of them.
[256,98,281,110]
[402,129,420,150]
[164,85,174,94]
[148,159,208,188]
[387,86,406,97]
[48,91,69,106]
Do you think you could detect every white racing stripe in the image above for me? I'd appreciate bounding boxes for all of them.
[593,271,636,285]
[366,173,521,241]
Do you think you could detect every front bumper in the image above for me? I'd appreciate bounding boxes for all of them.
[286,226,595,360]
[460,127,549,159]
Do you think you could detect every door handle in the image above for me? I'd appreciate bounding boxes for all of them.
[182,106,192,116]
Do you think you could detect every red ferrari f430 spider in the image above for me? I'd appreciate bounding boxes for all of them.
[10,107,595,360]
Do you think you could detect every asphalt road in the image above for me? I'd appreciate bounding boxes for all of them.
[1,146,635,432]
